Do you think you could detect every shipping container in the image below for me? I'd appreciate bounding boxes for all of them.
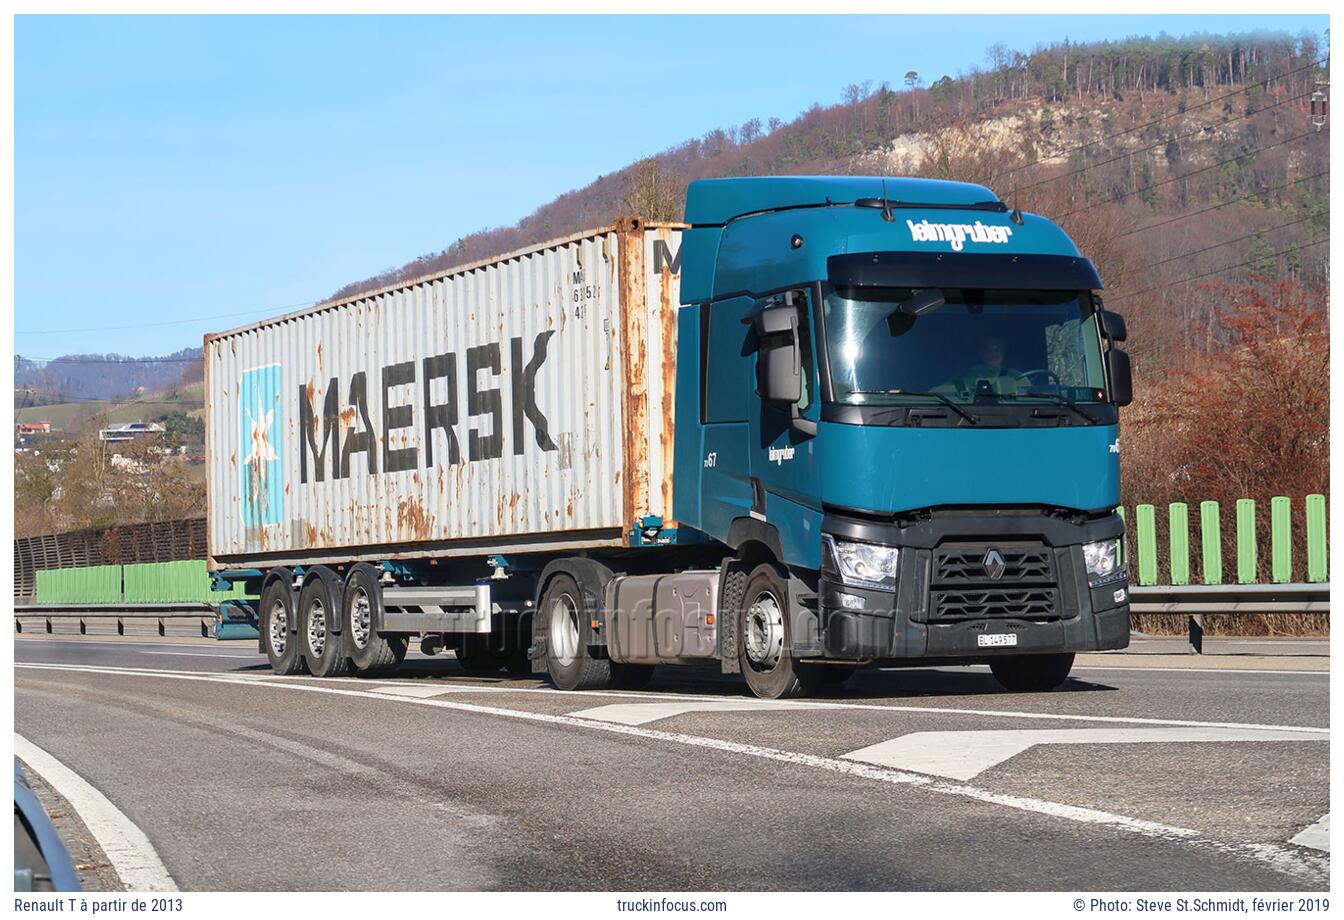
[205,220,683,569]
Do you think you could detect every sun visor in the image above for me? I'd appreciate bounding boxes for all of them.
[828,251,1103,291]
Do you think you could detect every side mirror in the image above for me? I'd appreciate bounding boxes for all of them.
[1099,310,1128,342]
[755,305,801,403]
[1106,348,1133,407]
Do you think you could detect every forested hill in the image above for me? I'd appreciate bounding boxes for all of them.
[328,30,1328,303]
[14,349,204,405]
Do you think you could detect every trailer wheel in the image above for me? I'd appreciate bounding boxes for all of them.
[989,653,1075,692]
[342,565,406,676]
[260,578,304,675]
[737,563,819,700]
[539,573,612,690]
[299,575,350,678]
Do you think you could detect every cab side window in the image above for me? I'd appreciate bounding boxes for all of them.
[702,295,755,423]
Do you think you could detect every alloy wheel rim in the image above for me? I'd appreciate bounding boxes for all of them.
[307,598,327,657]
[268,600,287,655]
[350,588,371,650]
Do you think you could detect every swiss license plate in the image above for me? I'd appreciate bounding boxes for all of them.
[977,633,1018,648]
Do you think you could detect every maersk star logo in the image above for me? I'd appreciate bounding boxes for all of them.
[245,394,278,472]
[240,365,284,527]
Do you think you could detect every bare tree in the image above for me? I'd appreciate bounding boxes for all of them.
[621,158,683,223]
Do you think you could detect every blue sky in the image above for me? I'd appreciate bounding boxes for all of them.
[15,13,1328,357]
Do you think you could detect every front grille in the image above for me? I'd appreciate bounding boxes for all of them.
[934,545,1054,585]
[932,587,1058,621]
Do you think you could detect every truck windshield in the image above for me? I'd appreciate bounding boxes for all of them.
[822,285,1107,406]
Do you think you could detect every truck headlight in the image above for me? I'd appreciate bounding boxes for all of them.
[1083,540,1123,586]
[824,535,899,591]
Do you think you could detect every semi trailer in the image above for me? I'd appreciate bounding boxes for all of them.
[206,175,1133,699]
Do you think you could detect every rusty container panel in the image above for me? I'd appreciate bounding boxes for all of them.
[643,225,682,523]
[206,224,684,567]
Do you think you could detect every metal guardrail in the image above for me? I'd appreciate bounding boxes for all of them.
[12,585,1328,652]
[1127,583,1329,654]
[13,604,217,638]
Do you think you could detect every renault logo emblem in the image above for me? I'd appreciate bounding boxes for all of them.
[983,549,1007,580]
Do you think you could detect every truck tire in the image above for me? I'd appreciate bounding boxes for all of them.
[737,563,820,700]
[298,574,350,678]
[342,565,406,676]
[539,573,612,691]
[260,577,304,675]
[989,653,1075,692]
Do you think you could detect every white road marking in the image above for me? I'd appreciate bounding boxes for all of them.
[1290,814,1330,853]
[18,661,1330,734]
[369,684,470,699]
[14,662,1327,884]
[14,732,178,892]
[1070,665,1329,677]
[570,700,838,725]
[140,650,258,659]
[840,727,1328,781]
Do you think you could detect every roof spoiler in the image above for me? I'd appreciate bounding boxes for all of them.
[827,251,1103,291]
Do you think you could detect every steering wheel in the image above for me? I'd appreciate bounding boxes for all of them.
[1014,368,1060,388]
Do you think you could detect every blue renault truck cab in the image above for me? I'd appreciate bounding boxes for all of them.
[663,175,1133,698]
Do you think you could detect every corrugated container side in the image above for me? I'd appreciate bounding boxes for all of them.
[206,223,683,567]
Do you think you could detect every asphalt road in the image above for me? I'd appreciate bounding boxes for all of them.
[14,635,1330,892]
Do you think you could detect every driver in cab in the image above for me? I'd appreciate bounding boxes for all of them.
[949,336,1022,397]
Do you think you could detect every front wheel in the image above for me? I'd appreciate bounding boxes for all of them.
[737,564,819,700]
[989,653,1075,692]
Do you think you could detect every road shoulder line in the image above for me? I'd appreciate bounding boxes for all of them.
[13,732,178,892]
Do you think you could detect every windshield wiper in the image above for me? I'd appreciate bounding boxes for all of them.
[848,389,979,425]
[1003,391,1100,424]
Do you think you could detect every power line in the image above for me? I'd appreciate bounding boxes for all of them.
[1144,210,1328,270]
[16,300,316,335]
[1013,88,1314,196]
[1118,169,1329,238]
[1054,129,1321,221]
[1111,237,1329,301]
[993,54,1329,185]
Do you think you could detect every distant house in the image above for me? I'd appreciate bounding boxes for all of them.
[98,421,166,444]
[14,421,52,450]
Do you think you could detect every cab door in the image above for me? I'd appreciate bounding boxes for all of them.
[748,288,824,569]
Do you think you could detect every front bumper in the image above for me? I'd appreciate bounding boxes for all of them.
[818,508,1131,661]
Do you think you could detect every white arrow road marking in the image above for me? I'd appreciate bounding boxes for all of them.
[1290,814,1330,852]
[369,684,469,699]
[15,732,178,892]
[841,727,1329,781]
[569,700,839,725]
